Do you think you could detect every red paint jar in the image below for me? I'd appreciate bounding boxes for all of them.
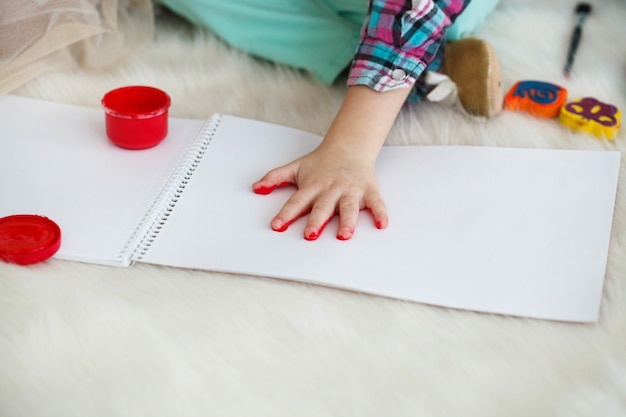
[0,214,61,265]
[102,86,171,149]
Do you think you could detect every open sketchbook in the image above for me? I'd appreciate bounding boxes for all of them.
[0,94,621,322]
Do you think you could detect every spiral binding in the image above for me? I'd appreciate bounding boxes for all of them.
[117,114,222,264]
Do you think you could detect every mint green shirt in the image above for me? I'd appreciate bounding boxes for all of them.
[154,0,498,86]
[155,0,367,84]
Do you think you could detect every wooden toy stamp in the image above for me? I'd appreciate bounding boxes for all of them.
[504,80,568,118]
[559,97,621,140]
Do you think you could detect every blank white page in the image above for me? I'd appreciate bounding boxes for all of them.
[0,95,204,265]
[140,115,621,322]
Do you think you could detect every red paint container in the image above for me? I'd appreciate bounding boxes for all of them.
[0,215,61,265]
[102,86,171,149]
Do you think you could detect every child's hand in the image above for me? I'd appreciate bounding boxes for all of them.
[253,85,411,240]
[252,144,388,240]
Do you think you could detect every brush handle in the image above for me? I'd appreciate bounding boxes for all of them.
[563,13,587,76]
[564,25,582,75]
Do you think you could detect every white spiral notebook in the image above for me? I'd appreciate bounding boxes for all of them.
[0,94,621,322]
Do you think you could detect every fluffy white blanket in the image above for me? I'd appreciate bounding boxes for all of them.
[2,1,625,416]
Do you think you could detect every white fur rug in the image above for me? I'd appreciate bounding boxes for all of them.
[2,1,626,416]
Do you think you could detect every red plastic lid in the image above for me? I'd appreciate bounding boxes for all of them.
[0,215,61,265]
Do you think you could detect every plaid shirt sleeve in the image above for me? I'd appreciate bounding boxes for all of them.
[347,0,470,92]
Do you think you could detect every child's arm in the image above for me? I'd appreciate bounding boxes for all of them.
[252,84,411,241]
[253,0,470,240]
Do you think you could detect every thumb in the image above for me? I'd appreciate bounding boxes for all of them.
[252,163,298,195]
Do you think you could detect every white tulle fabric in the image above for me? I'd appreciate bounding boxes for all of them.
[0,0,154,94]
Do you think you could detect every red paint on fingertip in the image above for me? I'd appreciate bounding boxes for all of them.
[254,181,294,195]
[253,184,276,195]
[274,224,288,233]
[336,226,354,240]
[304,218,331,241]
[272,222,289,232]
[272,217,297,232]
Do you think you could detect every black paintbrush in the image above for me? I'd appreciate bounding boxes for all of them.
[563,2,592,78]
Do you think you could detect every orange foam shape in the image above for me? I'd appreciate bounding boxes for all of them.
[504,80,568,119]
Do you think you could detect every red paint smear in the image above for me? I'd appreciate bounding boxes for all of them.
[253,184,276,195]
[367,207,386,229]
[254,181,294,195]
[305,218,330,241]
[273,217,297,233]
[336,232,352,241]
